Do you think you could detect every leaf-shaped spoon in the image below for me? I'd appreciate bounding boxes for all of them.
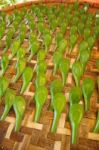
[59,58,70,85]
[69,34,77,54]
[51,92,66,133]
[50,80,63,100]
[37,49,46,62]
[82,77,94,111]
[13,96,26,132]
[0,77,9,102]
[36,60,47,75]
[0,54,9,76]
[17,47,26,59]
[20,67,33,94]
[77,22,84,35]
[58,39,68,54]
[0,89,15,121]
[55,32,64,46]
[69,86,82,105]
[84,28,91,40]
[53,51,62,75]
[43,33,52,51]
[72,61,83,86]
[69,104,84,144]
[35,73,47,89]
[34,86,48,122]
[9,40,20,59]
[28,40,40,61]
[79,49,90,73]
[93,110,99,133]
[13,58,26,83]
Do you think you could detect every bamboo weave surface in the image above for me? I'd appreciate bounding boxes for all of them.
[0,1,99,150]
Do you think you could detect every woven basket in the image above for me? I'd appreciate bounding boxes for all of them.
[0,0,99,150]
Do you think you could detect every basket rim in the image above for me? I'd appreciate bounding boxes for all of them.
[0,0,99,12]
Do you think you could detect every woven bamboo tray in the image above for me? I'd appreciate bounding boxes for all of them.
[0,0,99,150]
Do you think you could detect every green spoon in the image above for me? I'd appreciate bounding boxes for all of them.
[79,49,90,73]
[55,32,64,46]
[13,58,26,83]
[36,60,47,75]
[58,39,68,54]
[59,58,70,86]
[84,28,91,40]
[69,104,84,144]
[28,40,40,61]
[72,61,83,86]
[53,51,62,75]
[0,54,9,76]
[9,40,20,59]
[34,86,48,122]
[82,78,94,111]
[96,58,99,70]
[0,89,15,121]
[50,80,63,101]
[17,47,26,59]
[20,67,33,94]
[13,96,26,132]
[70,26,78,35]
[69,86,82,105]
[87,36,96,51]
[77,22,84,35]
[43,33,52,51]
[69,34,77,54]
[51,92,66,133]
[35,73,47,89]
[93,110,99,133]
[37,49,46,62]
[0,76,9,102]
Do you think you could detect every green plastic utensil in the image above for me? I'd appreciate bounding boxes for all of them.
[53,51,62,75]
[51,92,66,133]
[72,61,83,86]
[69,86,82,105]
[17,47,26,59]
[13,58,26,83]
[13,96,26,132]
[0,76,9,102]
[84,28,91,40]
[50,80,63,100]
[0,54,9,76]
[79,49,90,73]
[58,39,68,54]
[20,67,33,94]
[36,60,47,75]
[69,34,77,54]
[35,73,47,89]
[59,58,70,85]
[93,110,99,133]
[28,40,40,61]
[37,50,46,62]
[43,33,52,51]
[69,104,84,144]
[0,89,15,121]
[34,86,48,122]
[10,40,20,59]
[82,78,94,111]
